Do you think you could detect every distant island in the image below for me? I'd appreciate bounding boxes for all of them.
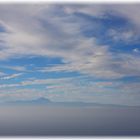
[1,97,137,108]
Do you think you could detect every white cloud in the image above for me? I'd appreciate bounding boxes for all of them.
[133,48,140,53]
[0,76,139,105]
[0,4,140,105]
[63,4,140,30]
[0,73,23,80]
[108,29,138,43]
[0,4,139,80]
[0,65,27,72]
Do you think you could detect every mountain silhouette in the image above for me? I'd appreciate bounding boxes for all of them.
[32,97,51,103]
[6,97,51,105]
[4,97,132,107]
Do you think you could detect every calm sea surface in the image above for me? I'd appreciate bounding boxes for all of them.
[0,106,140,136]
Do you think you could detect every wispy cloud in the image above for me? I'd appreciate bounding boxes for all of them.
[0,65,27,72]
[0,73,23,80]
[0,76,139,105]
[0,5,139,80]
[0,4,139,105]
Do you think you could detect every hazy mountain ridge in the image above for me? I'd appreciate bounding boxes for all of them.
[5,97,51,105]
[2,97,139,108]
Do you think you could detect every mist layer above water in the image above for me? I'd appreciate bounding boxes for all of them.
[0,105,140,136]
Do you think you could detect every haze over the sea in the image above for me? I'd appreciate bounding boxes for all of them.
[0,3,140,136]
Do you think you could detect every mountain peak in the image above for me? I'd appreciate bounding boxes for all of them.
[35,97,51,103]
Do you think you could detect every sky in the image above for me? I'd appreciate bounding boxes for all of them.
[0,4,140,105]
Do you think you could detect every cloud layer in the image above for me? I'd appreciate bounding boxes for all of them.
[0,4,140,79]
[0,4,140,105]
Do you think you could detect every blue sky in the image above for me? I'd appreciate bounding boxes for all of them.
[0,4,140,105]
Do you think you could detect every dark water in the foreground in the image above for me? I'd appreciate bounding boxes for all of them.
[0,106,140,136]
